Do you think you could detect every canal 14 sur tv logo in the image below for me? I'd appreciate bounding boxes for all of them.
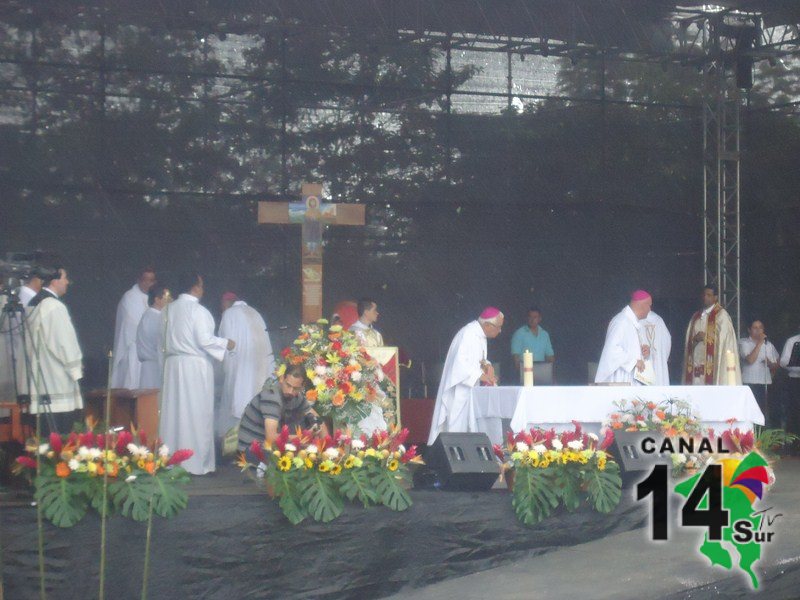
[635,434,779,589]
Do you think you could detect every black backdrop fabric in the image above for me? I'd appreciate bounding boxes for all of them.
[4,489,646,599]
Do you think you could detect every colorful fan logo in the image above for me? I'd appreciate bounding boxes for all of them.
[717,452,771,505]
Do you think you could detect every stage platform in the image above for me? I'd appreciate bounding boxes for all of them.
[3,462,648,600]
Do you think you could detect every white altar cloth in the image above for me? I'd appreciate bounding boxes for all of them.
[470,385,764,445]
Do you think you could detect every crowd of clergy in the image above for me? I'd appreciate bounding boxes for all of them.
[3,265,800,476]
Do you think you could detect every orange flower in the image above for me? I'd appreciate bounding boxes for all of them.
[291,356,304,365]
[108,463,119,477]
[97,464,105,476]
[611,422,623,430]
[646,402,657,410]
[145,461,156,475]
[332,390,345,407]
[306,389,318,403]
[664,426,678,436]
[298,333,310,340]
[328,332,341,340]
[655,410,666,420]
[55,462,71,478]
[626,426,638,432]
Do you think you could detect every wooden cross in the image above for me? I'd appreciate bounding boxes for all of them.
[258,183,365,323]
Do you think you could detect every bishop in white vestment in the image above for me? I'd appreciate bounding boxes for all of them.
[642,310,672,385]
[428,307,503,445]
[111,269,156,389]
[160,275,233,475]
[595,291,653,385]
[218,294,274,423]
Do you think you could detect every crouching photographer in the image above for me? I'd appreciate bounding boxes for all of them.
[237,363,327,457]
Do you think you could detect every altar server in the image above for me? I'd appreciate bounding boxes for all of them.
[111,267,156,389]
[26,267,83,434]
[135,284,171,389]
[160,272,234,475]
[218,292,274,422]
[595,290,652,385]
[428,307,503,445]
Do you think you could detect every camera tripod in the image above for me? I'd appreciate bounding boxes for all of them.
[0,290,58,434]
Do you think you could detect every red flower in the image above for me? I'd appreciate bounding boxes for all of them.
[250,440,266,463]
[166,449,194,466]
[49,432,63,453]
[281,347,292,358]
[79,432,95,448]
[138,430,148,445]
[325,379,335,388]
[331,341,342,351]
[67,432,79,448]
[16,456,37,469]
[116,430,133,454]
[402,445,419,462]
[600,428,615,450]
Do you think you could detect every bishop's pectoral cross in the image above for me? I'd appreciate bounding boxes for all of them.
[258,183,365,323]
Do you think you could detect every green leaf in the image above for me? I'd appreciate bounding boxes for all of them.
[338,467,379,507]
[151,468,190,519]
[35,475,89,528]
[268,470,306,525]
[372,467,412,512]
[297,470,343,523]
[511,467,559,526]
[110,478,153,521]
[552,466,582,512]
[584,462,622,514]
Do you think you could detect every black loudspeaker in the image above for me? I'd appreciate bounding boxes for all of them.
[424,432,500,491]
[607,431,671,479]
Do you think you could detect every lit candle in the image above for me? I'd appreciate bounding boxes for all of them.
[725,350,737,386]
[523,350,534,387]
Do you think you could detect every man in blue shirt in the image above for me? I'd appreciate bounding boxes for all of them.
[511,307,555,372]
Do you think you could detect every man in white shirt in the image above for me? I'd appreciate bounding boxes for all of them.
[112,267,156,389]
[739,319,779,421]
[160,272,235,475]
[17,270,43,307]
[780,329,800,437]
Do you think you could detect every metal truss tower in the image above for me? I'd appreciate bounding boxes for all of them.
[703,15,746,334]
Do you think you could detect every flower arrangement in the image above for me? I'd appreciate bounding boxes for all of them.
[721,422,797,456]
[14,429,194,527]
[278,318,396,427]
[601,397,705,437]
[239,424,422,524]
[493,421,622,526]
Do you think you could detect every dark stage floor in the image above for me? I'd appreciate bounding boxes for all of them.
[4,459,799,599]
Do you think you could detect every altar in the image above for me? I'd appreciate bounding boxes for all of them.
[470,385,765,445]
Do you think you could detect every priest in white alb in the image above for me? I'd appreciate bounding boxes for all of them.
[595,290,653,385]
[683,284,741,385]
[642,309,672,385]
[427,307,503,445]
[160,272,235,475]
[135,285,171,389]
[217,292,274,434]
[111,267,156,389]
[26,267,84,434]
